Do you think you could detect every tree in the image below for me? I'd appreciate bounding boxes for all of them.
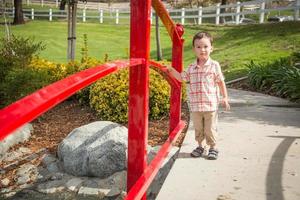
[67,0,78,61]
[13,0,25,25]
[155,14,162,61]
[220,0,228,24]
[60,0,67,10]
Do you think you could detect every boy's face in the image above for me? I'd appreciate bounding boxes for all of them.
[193,38,213,61]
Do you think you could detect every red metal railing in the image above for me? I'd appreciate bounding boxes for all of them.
[0,0,184,199]
[125,0,184,199]
[152,0,185,133]
[0,59,143,140]
[124,121,185,200]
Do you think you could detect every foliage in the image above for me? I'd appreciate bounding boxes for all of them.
[247,53,300,102]
[0,55,102,107]
[0,35,45,80]
[0,67,52,106]
[89,68,186,123]
[0,35,45,107]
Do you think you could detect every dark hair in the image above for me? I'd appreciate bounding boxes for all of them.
[192,32,213,47]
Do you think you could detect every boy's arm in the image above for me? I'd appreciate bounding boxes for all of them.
[218,80,230,111]
[166,66,183,82]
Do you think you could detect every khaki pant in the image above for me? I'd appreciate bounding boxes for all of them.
[191,111,218,148]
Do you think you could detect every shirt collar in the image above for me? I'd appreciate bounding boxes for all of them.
[193,57,212,69]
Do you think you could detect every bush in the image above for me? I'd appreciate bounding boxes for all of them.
[247,59,290,91]
[247,54,300,102]
[0,67,53,106]
[0,35,45,71]
[0,35,45,107]
[89,68,186,123]
[0,55,103,108]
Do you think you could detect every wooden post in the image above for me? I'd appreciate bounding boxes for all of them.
[236,1,240,24]
[99,9,103,23]
[198,6,202,25]
[116,9,119,24]
[181,8,185,25]
[295,0,300,21]
[216,3,221,25]
[259,1,265,23]
[49,9,52,21]
[31,8,34,20]
[83,9,86,22]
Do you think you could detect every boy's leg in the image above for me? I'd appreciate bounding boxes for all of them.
[191,112,205,146]
[190,112,205,157]
[203,111,219,159]
[203,111,218,149]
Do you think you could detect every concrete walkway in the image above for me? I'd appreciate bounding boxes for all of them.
[156,89,300,200]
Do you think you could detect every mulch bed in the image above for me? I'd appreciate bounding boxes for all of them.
[0,98,189,191]
[13,99,189,154]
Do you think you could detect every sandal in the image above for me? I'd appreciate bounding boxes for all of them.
[207,149,218,160]
[191,146,204,157]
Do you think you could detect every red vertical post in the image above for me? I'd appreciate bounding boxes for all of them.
[127,0,151,199]
[170,24,184,133]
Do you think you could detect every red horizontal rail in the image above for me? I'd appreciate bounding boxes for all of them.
[124,120,186,200]
[0,59,144,141]
[149,60,180,90]
[152,0,182,42]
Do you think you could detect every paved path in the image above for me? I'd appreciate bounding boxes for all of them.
[156,89,300,200]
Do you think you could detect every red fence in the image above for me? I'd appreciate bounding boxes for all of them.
[0,0,184,199]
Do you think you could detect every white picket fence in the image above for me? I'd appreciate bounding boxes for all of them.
[2,0,300,25]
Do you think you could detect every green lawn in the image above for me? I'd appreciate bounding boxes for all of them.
[1,20,299,80]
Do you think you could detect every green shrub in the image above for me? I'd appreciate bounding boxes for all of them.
[0,35,45,70]
[271,65,300,100]
[247,58,290,91]
[0,67,52,106]
[247,54,300,102]
[89,69,129,123]
[0,55,103,108]
[0,35,45,107]
[90,68,186,123]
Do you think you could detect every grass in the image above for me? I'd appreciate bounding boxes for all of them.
[0,20,299,80]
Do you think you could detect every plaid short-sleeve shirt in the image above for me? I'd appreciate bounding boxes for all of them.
[181,58,224,112]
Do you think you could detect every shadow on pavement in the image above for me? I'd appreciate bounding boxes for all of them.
[265,136,300,200]
[220,106,300,128]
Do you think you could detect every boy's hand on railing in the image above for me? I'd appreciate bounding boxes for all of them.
[165,66,172,72]
[165,66,183,82]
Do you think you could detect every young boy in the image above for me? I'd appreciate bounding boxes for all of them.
[167,32,230,160]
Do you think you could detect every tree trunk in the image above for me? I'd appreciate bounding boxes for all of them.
[220,0,227,24]
[13,0,25,25]
[67,2,77,61]
[155,14,162,61]
[59,0,67,10]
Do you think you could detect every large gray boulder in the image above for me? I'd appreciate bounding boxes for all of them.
[57,121,128,178]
